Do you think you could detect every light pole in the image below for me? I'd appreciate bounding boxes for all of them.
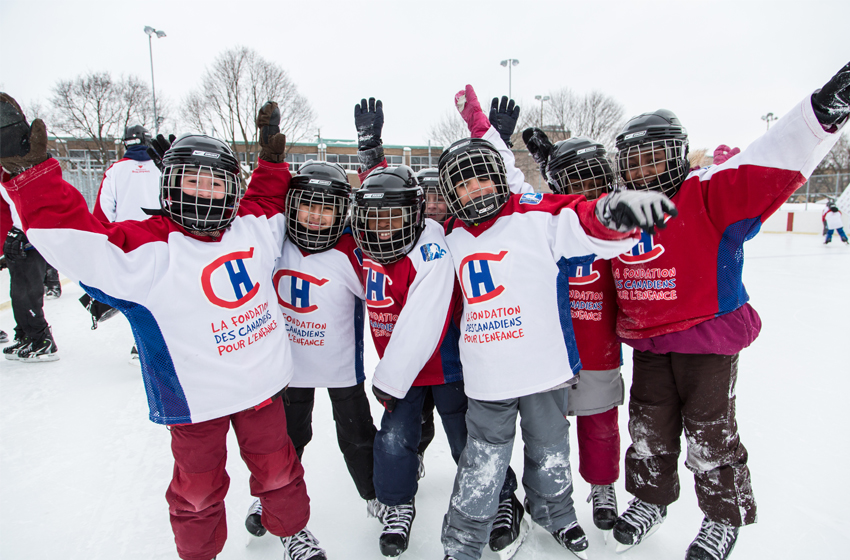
[500,59,519,99]
[144,26,166,134]
[761,112,777,131]
[534,95,550,128]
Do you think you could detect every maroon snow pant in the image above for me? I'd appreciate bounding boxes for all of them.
[166,397,310,560]
[576,407,620,486]
[625,351,757,527]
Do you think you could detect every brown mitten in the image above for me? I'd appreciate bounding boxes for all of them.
[256,101,286,163]
[0,92,49,176]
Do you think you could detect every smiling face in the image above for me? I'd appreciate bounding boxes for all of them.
[623,145,668,186]
[366,208,405,240]
[424,191,448,223]
[181,167,227,199]
[297,202,337,231]
[454,177,496,207]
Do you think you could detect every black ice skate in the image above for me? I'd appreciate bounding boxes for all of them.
[587,483,618,531]
[17,331,59,363]
[377,500,415,557]
[685,517,739,560]
[3,335,29,360]
[245,498,267,537]
[281,528,327,560]
[613,498,667,553]
[551,520,589,559]
[489,493,530,560]
[130,344,140,365]
[45,285,61,299]
[0,329,9,344]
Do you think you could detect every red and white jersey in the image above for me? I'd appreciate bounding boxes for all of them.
[92,157,161,223]
[357,219,460,399]
[824,209,844,229]
[445,194,639,401]
[612,96,845,340]
[567,257,620,371]
[4,159,294,425]
[274,233,367,388]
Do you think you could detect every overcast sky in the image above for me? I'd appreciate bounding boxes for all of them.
[1,0,848,153]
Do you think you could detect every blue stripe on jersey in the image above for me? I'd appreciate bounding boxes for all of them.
[716,217,761,317]
[354,298,366,384]
[81,284,191,425]
[557,256,591,375]
[440,320,463,384]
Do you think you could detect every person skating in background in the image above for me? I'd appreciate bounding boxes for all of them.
[0,184,59,362]
[521,129,627,534]
[606,62,849,560]
[244,160,379,542]
[822,201,848,244]
[439,83,675,560]
[44,263,61,299]
[0,95,327,560]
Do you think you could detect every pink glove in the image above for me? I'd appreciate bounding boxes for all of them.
[455,84,491,138]
[713,144,740,165]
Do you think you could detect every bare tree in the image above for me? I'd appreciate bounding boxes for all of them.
[815,131,850,174]
[50,72,164,164]
[544,88,626,149]
[428,110,469,149]
[182,46,316,176]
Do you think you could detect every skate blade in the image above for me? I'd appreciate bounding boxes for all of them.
[603,529,611,544]
[495,518,531,560]
[20,354,60,363]
[569,548,589,560]
[614,523,662,554]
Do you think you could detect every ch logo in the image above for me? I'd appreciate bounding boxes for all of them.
[362,259,394,308]
[618,231,665,264]
[568,260,600,286]
[459,251,508,304]
[201,248,260,309]
[273,269,329,313]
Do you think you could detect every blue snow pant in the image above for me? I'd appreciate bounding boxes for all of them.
[442,389,576,560]
[825,227,848,243]
[374,381,518,507]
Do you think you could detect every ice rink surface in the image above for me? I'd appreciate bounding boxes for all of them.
[1,232,848,560]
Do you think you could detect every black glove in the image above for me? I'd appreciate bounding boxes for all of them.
[256,101,286,163]
[355,97,385,170]
[3,227,30,264]
[812,62,850,128]
[372,385,397,413]
[0,92,49,176]
[596,190,678,235]
[146,134,176,171]
[489,96,520,147]
[522,127,555,186]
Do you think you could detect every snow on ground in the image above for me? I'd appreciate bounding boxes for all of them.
[1,232,848,560]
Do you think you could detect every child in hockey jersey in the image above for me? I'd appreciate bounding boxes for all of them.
[438,84,675,560]
[822,202,848,244]
[244,160,379,538]
[521,130,627,534]
[606,63,849,560]
[0,96,327,560]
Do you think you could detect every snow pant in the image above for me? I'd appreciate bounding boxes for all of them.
[166,397,309,560]
[568,367,624,486]
[825,227,848,242]
[442,389,576,560]
[44,262,60,290]
[625,350,757,527]
[6,244,49,340]
[283,383,377,500]
[417,386,436,455]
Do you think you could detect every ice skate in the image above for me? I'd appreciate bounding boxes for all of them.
[685,517,739,560]
[489,493,530,560]
[0,330,9,344]
[3,336,28,360]
[367,497,389,520]
[551,520,589,559]
[587,483,618,531]
[416,452,425,480]
[245,498,267,538]
[17,331,59,363]
[45,285,61,299]
[377,500,415,557]
[281,527,327,560]
[613,498,667,553]
[130,344,140,364]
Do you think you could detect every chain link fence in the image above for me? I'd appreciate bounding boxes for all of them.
[55,156,107,211]
[788,173,849,204]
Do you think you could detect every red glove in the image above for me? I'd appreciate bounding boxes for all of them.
[455,84,491,138]
[713,144,740,165]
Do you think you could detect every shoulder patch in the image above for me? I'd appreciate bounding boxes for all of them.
[420,243,446,262]
[519,193,543,205]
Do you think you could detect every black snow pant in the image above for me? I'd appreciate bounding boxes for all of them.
[284,383,377,500]
[7,245,50,340]
[625,350,757,527]
[44,263,60,289]
[417,386,436,456]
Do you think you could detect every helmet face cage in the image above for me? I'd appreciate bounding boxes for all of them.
[351,193,424,265]
[549,156,615,200]
[617,138,688,198]
[437,142,510,225]
[285,188,349,252]
[160,164,241,232]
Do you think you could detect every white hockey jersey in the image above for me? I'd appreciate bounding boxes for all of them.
[273,233,367,388]
[93,154,161,223]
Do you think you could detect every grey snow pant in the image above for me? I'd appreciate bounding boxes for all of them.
[442,389,576,560]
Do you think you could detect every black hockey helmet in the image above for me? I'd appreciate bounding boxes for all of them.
[159,134,243,233]
[351,165,424,264]
[415,167,449,224]
[123,124,152,149]
[286,160,351,253]
[615,109,689,198]
[547,137,615,199]
[437,138,509,226]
